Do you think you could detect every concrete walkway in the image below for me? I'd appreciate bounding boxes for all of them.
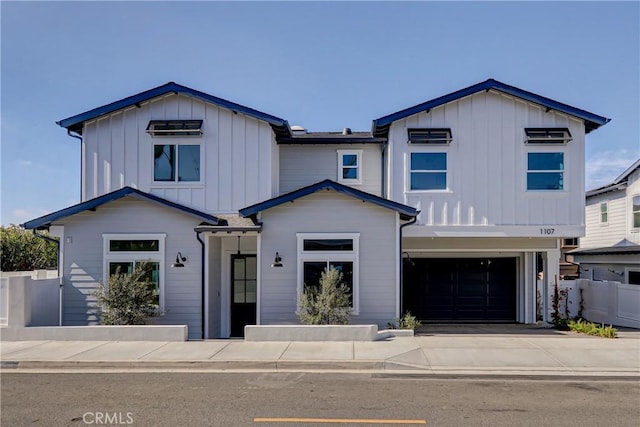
[2,326,639,378]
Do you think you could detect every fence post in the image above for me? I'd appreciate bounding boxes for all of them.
[7,276,32,327]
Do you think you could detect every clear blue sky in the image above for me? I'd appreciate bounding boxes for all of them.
[1,1,639,226]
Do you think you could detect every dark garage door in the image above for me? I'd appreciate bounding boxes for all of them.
[403,258,517,321]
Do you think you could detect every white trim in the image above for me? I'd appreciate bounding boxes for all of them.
[296,233,360,314]
[256,233,262,325]
[151,141,204,185]
[395,215,400,319]
[221,248,257,338]
[405,150,449,192]
[102,233,167,310]
[337,149,363,185]
[204,235,210,339]
[525,149,566,192]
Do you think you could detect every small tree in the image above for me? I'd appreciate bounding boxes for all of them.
[93,262,162,325]
[0,225,58,271]
[298,266,352,325]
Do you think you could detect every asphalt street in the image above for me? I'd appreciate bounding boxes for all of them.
[1,372,639,427]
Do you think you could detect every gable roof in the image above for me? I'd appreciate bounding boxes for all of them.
[371,78,610,137]
[22,187,221,230]
[57,82,291,138]
[586,158,640,198]
[239,179,418,220]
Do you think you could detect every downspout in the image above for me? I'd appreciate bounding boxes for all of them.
[380,140,388,198]
[67,130,83,201]
[32,229,62,326]
[195,230,205,340]
[398,216,417,315]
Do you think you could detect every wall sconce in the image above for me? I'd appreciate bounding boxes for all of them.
[171,252,187,268]
[402,251,414,267]
[271,252,283,268]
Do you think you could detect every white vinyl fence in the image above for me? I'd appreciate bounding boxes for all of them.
[578,279,640,329]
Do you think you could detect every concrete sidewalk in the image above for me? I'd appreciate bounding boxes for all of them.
[2,329,639,378]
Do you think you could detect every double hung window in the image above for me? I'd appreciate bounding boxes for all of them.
[410,152,447,191]
[337,150,362,185]
[527,152,564,191]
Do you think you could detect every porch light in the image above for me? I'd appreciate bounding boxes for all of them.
[271,252,283,268]
[171,252,187,268]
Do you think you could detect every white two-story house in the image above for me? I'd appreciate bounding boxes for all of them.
[24,79,609,339]
[570,159,640,284]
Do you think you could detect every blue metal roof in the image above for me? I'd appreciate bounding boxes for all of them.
[57,82,291,137]
[22,187,221,230]
[371,79,611,137]
[239,179,418,220]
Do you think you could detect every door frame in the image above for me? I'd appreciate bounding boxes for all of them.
[221,249,257,338]
[229,253,257,337]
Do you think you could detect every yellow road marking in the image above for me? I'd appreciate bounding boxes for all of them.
[254,418,426,424]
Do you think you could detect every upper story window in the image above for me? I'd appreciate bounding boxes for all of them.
[600,202,608,224]
[410,152,447,191]
[153,144,200,182]
[563,238,578,247]
[337,150,362,185]
[527,152,564,191]
[633,195,640,229]
[408,128,452,144]
[146,120,203,137]
[525,128,572,144]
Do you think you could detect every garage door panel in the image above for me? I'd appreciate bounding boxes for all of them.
[404,258,516,322]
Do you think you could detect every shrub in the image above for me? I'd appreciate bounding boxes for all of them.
[0,225,57,271]
[568,318,617,338]
[387,311,422,331]
[93,262,162,325]
[298,267,351,325]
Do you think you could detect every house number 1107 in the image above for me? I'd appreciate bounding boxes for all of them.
[540,228,555,235]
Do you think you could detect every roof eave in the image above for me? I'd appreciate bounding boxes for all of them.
[57,82,291,137]
[239,179,418,218]
[371,79,610,137]
[22,187,220,230]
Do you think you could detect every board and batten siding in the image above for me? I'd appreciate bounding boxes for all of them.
[388,91,586,233]
[82,93,277,213]
[582,191,627,248]
[56,197,203,339]
[279,144,382,196]
[626,169,640,244]
[258,192,399,326]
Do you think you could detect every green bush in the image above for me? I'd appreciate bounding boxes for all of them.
[93,262,162,325]
[298,267,351,325]
[568,318,618,338]
[0,225,57,271]
[387,311,422,331]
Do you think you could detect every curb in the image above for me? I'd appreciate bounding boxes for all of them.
[1,360,638,380]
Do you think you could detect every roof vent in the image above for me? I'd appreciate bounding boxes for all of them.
[342,128,352,135]
[291,125,307,134]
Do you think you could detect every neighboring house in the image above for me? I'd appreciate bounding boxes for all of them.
[23,79,609,339]
[570,159,640,284]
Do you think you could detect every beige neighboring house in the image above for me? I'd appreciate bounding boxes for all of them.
[570,158,640,284]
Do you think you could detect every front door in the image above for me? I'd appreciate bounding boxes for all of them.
[230,254,257,337]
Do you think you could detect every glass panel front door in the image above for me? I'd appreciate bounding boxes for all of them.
[230,255,257,337]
